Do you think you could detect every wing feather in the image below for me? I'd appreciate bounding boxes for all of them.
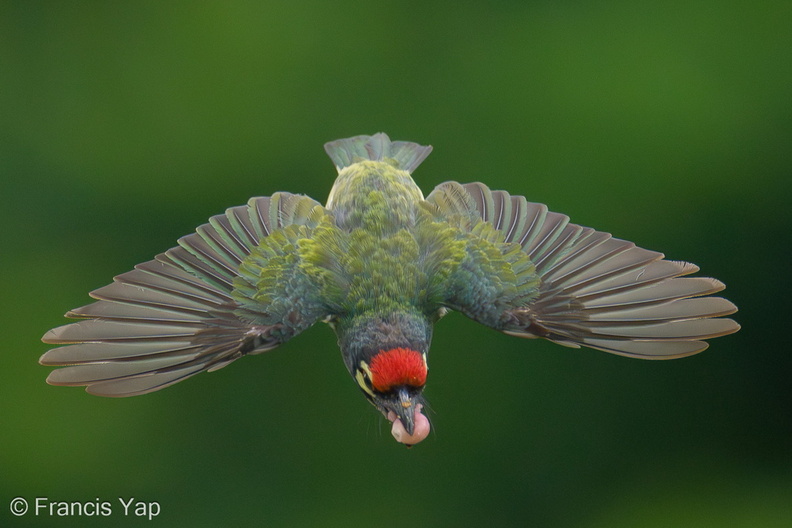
[41,193,329,396]
[426,181,739,359]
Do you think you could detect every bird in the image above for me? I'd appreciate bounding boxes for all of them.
[40,133,740,446]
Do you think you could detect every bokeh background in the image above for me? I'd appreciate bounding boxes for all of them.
[2,2,790,527]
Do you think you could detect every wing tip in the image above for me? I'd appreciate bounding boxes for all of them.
[41,325,70,345]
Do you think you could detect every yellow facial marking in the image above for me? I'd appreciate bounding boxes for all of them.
[359,360,373,379]
[355,360,375,398]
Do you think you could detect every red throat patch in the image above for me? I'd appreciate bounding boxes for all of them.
[369,348,427,393]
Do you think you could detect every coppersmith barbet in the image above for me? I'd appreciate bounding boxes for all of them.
[41,133,740,445]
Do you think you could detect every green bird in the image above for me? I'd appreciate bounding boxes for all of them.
[41,133,740,445]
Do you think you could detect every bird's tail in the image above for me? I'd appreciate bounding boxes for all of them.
[324,132,433,173]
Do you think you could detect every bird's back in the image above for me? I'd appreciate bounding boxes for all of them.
[325,159,425,232]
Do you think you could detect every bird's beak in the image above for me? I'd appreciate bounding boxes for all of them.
[392,387,416,435]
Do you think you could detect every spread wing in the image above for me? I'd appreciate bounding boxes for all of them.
[425,181,740,359]
[41,193,330,396]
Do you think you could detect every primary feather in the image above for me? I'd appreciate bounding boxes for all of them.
[425,181,739,358]
[41,194,330,396]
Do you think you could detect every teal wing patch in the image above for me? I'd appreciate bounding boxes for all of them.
[425,181,739,359]
[41,193,331,396]
[234,205,330,329]
[423,183,541,327]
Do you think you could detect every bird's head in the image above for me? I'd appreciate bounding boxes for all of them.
[353,347,430,444]
[335,312,434,445]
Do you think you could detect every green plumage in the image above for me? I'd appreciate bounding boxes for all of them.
[41,132,739,401]
[233,153,540,333]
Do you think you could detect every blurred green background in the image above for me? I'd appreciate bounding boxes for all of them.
[2,1,790,527]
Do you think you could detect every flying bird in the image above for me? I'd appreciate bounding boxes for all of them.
[41,133,740,446]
